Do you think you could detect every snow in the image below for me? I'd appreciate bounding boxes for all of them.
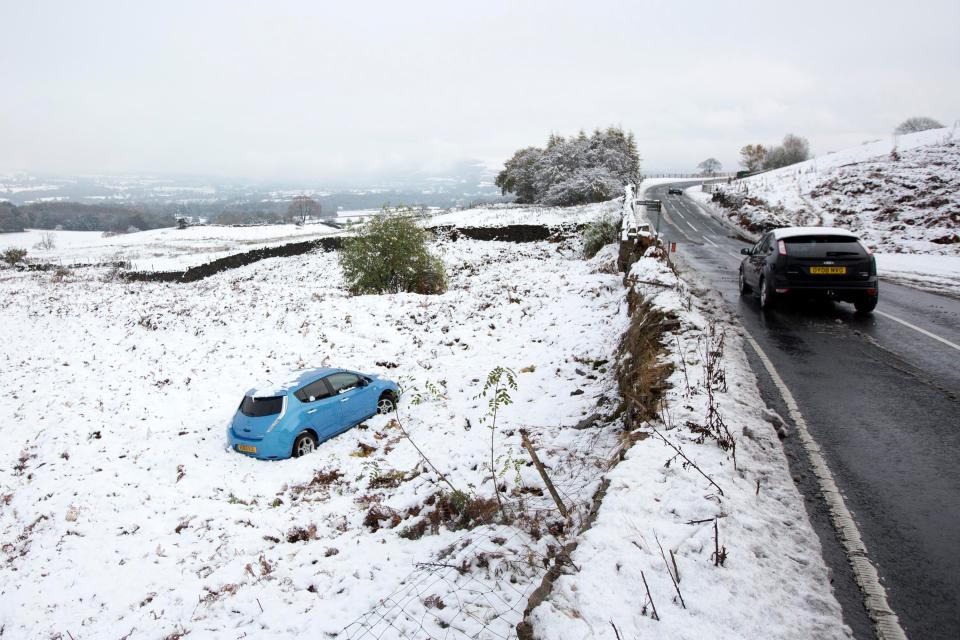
[875,253,960,297]
[529,250,848,639]
[0,235,631,639]
[0,212,847,639]
[0,224,342,271]
[711,127,959,255]
[426,200,621,227]
[771,227,858,240]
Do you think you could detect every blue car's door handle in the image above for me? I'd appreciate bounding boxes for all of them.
[340,398,349,403]
[307,409,317,414]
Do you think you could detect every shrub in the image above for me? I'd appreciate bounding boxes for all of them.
[582,215,621,258]
[895,116,944,135]
[1,248,27,265]
[339,209,447,295]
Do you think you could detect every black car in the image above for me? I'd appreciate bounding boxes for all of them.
[738,227,878,313]
[668,187,683,195]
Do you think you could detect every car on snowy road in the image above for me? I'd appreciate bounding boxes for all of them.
[738,227,878,313]
[227,367,399,460]
[667,187,683,195]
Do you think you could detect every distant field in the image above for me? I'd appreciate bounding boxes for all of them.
[0,223,342,271]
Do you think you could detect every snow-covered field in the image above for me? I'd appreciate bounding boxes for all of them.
[711,127,959,255]
[0,217,846,639]
[0,223,341,271]
[427,200,621,227]
[0,236,630,639]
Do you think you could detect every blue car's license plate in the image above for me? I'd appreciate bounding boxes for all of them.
[236,444,257,454]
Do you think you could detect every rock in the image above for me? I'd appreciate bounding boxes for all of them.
[761,408,789,438]
[573,413,602,430]
[570,389,584,396]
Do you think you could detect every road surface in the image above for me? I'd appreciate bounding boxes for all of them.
[644,182,960,640]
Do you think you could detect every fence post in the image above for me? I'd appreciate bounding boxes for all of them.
[520,430,569,519]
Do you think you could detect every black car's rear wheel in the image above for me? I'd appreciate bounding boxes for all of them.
[292,431,318,458]
[855,295,878,314]
[377,392,396,415]
[759,277,774,310]
[738,269,751,295]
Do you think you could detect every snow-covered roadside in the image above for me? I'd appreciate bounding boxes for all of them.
[0,237,630,639]
[530,249,848,639]
[875,253,960,297]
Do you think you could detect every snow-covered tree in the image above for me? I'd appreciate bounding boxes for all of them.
[894,116,944,135]
[495,147,542,204]
[495,127,641,206]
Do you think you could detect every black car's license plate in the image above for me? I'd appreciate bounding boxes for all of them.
[809,266,846,275]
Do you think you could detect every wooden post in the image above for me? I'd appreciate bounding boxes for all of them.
[520,430,569,519]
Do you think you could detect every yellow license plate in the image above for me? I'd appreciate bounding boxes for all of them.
[236,444,257,454]
[809,266,846,275]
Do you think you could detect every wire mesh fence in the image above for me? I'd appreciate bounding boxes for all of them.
[340,527,549,640]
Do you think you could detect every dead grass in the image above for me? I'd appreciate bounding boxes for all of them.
[615,290,674,427]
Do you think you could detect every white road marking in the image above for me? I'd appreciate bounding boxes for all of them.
[875,310,960,352]
[702,236,718,247]
[741,331,908,640]
[683,218,698,232]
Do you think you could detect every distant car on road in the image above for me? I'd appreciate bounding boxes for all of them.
[668,187,684,195]
[738,227,878,313]
[227,367,399,460]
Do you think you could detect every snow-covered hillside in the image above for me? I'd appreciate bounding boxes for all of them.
[713,127,959,254]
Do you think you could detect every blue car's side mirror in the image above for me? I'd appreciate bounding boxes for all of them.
[741,248,751,255]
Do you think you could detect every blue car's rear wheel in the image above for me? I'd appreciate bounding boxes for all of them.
[377,392,396,415]
[292,431,318,458]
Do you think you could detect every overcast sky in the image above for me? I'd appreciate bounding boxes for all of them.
[2,0,957,181]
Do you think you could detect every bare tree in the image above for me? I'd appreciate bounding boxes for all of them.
[35,232,56,250]
[762,134,810,170]
[738,144,767,172]
[287,196,321,225]
[894,116,944,135]
[697,158,722,176]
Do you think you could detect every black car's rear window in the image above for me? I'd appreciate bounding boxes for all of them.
[240,396,284,417]
[783,235,864,257]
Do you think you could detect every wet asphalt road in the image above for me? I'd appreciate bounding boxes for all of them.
[644,183,960,640]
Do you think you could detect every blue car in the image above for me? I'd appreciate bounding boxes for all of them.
[227,367,399,460]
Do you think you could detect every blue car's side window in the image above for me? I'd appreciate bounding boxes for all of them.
[294,378,333,403]
[326,372,361,394]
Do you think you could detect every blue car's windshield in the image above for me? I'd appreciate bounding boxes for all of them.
[239,396,283,417]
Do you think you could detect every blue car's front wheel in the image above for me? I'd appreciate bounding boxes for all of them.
[377,392,396,415]
[292,431,318,458]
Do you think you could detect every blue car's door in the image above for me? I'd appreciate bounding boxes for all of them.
[294,378,342,440]
[326,372,372,425]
